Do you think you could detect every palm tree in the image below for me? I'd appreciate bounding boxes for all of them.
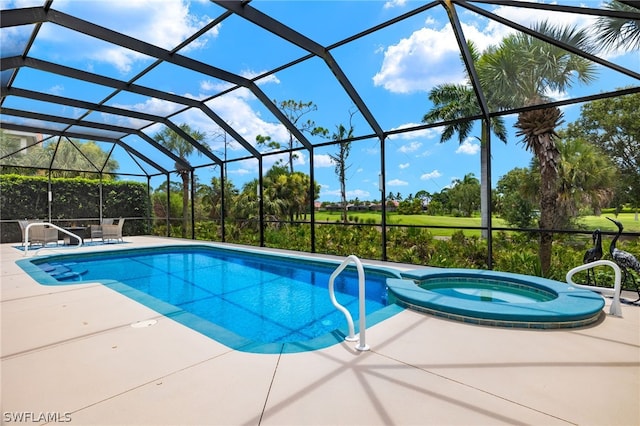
[593,1,640,53]
[423,41,508,238]
[153,123,207,238]
[200,177,238,221]
[555,136,616,221]
[478,21,597,275]
[329,122,354,224]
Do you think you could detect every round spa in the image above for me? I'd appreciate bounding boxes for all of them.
[387,268,605,329]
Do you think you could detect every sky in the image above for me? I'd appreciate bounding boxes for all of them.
[2,0,638,202]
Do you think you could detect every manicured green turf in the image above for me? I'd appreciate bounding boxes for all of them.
[579,213,640,233]
[314,211,640,236]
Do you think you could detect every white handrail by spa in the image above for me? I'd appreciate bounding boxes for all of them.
[23,222,83,257]
[328,255,369,351]
[566,260,622,317]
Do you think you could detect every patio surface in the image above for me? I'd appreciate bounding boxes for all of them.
[2,236,639,425]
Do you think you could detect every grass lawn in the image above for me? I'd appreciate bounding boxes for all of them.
[314,212,640,237]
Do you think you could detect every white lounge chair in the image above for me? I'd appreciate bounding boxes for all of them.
[18,220,58,247]
[102,218,125,243]
[89,218,113,242]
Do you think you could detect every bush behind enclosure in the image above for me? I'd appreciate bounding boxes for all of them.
[0,174,150,242]
[221,222,640,290]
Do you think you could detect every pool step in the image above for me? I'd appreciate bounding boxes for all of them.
[37,262,88,281]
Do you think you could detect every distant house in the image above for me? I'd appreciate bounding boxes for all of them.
[318,201,399,212]
[324,203,342,212]
[386,200,399,212]
[350,204,369,211]
[1,129,42,154]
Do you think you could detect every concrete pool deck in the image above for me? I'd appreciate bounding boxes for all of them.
[2,236,639,425]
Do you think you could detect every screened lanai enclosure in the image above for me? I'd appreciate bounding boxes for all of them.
[1,1,639,276]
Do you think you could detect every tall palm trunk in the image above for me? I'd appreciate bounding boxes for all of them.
[480,122,490,239]
[515,106,563,276]
[339,177,348,224]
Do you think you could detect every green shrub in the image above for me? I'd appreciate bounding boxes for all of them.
[0,174,150,242]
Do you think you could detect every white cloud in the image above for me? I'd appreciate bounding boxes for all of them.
[365,147,379,155]
[456,138,480,155]
[348,189,371,199]
[40,0,216,74]
[387,123,439,140]
[388,179,408,186]
[0,25,31,56]
[204,91,289,147]
[200,80,219,92]
[241,70,281,86]
[113,97,182,117]
[399,163,410,169]
[314,154,335,168]
[229,168,251,176]
[200,80,235,93]
[373,24,480,93]
[398,141,422,153]
[420,170,442,180]
[383,0,407,9]
[373,2,595,94]
[48,85,64,95]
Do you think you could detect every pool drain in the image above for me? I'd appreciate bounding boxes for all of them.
[131,319,157,328]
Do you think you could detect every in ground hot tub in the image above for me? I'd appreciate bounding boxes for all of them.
[387,268,605,329]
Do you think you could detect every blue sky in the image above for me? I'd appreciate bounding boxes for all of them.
[2,0,638,202]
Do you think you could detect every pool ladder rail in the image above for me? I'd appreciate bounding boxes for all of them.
[566,260,623,317]
[329,255,369,351]
[23,222,84,257]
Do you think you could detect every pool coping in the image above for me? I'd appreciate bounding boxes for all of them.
[388,268,606,329]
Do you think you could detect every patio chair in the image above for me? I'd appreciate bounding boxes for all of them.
[18,220,58,247]
[89,218,113,242]
[102,218,125,243]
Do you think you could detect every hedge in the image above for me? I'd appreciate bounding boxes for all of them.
[0,174,151,243]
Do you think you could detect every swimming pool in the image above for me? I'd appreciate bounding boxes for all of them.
[387,268,605,328]
[17,245,404,353]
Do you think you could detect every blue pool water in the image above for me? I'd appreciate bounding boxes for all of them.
[19,245,403,353]
[420,279,556,303]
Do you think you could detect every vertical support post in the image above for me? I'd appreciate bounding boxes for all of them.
[47,174,52,223]
[258,158,264,247]
[99,175,104,222]
[309,146,316,253]
[220,164,226,242]
[146,176,152,235]
[190,170,195,240]
[166,173,171,237]
[379,136,387,261]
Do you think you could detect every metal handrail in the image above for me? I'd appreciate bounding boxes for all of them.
[566,260,622,317]
[328,255,369,351]
[23,222,83,257]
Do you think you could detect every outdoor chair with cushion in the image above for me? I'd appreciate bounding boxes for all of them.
[102,217,125,243]
[90,218,114,242]
[18,220,58,247]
